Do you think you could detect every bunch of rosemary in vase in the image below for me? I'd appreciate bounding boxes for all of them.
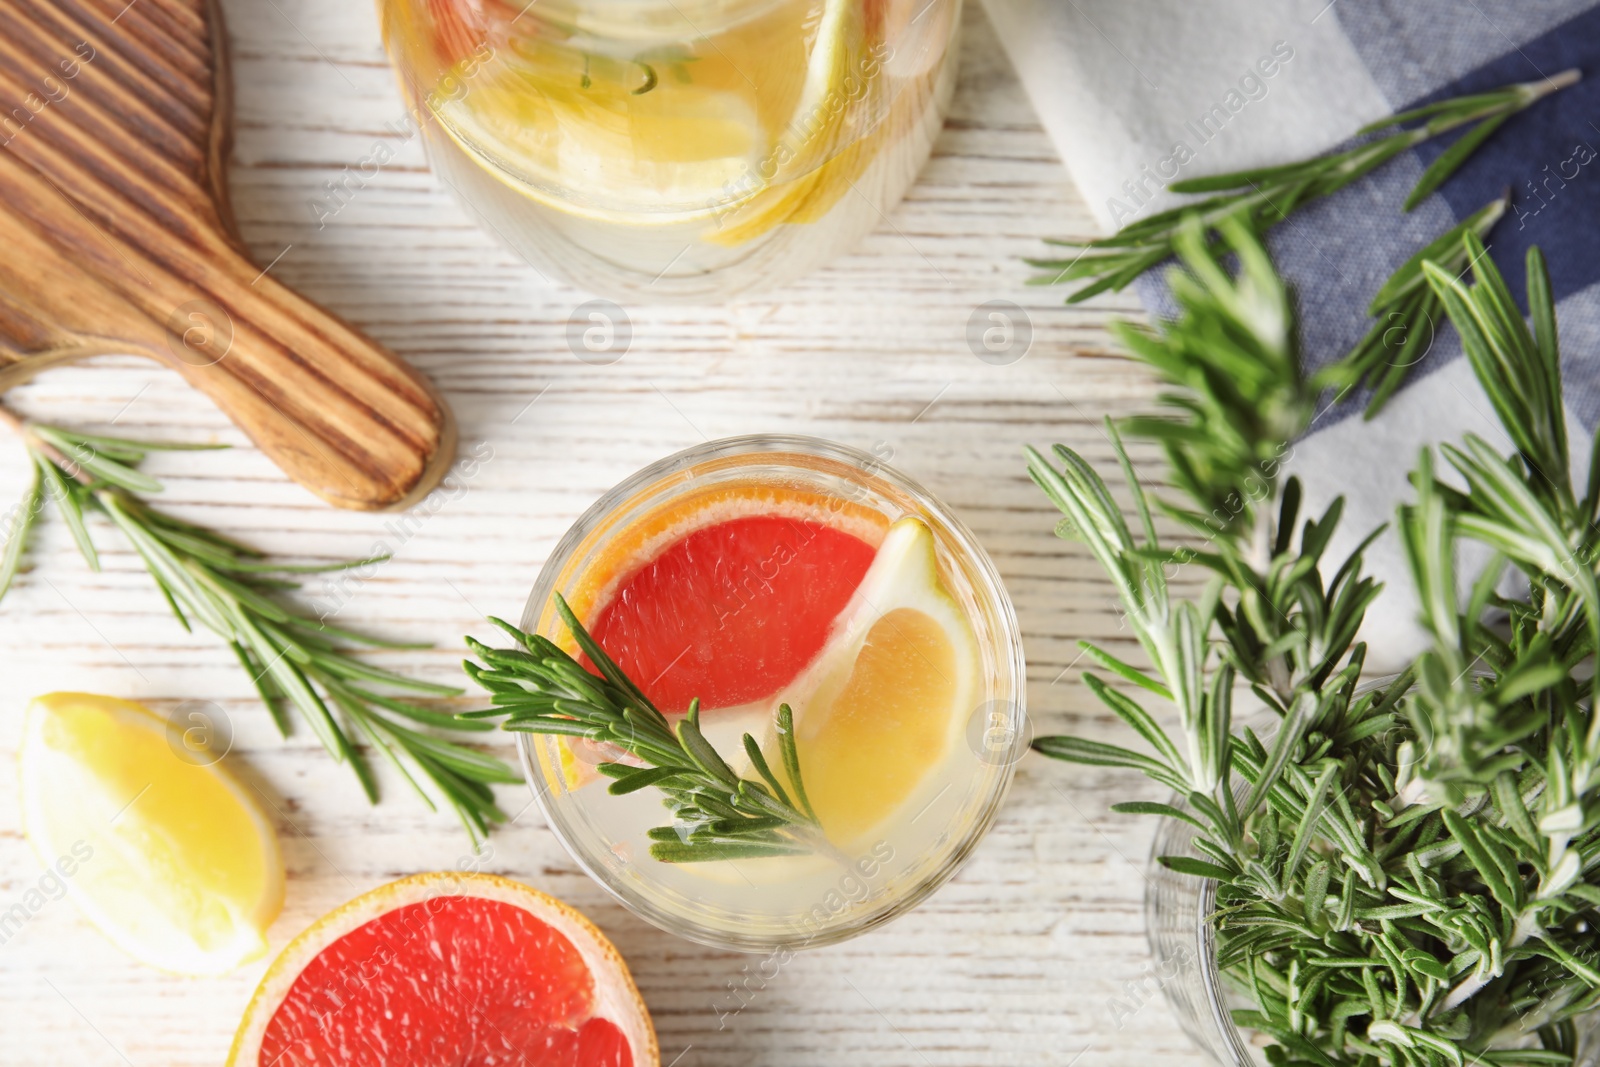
[1031,217,1600,1065]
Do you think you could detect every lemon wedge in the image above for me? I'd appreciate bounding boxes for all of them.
[19,693,284,976]
[708,0,878,244]
[782,517,980,845]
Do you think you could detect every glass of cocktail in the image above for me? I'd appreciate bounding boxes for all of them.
[376,0,962,301]
[481,436,1023,950]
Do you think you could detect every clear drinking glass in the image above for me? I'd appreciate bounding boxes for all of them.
[377,0,962,301]
[515,435,1025,949]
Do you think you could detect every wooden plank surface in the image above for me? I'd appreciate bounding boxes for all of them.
[0,1,1211,1063]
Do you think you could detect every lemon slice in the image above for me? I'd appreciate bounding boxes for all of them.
[444,62,763,217]
[779,517,980,845]
[19,693,284,975]
[428,0,875,234]
[433,33,773,224]
[708,0,876,244]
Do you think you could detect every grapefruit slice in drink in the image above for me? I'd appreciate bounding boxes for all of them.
[546,484,888,783]
[228,872,657,1067]
[584,490,887,713]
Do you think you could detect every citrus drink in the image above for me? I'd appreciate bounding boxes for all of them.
[377,0,961,299]
[519,436,1024,949]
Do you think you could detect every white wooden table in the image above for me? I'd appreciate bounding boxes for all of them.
[0,2,1212,1063]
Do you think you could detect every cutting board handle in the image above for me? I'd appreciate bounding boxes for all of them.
[0,0,454,511]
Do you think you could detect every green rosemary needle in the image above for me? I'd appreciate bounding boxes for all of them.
[461,593,835,864]
[1313,194,1508,418]
[0,409,517,843]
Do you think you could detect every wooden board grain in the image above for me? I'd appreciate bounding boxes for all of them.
[0,2,1213,1065]
[0,0,454,511]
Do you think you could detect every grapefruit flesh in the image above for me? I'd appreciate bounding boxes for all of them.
[588,515,876,712]
[233,874,656,1067]
[260,897,627,1066]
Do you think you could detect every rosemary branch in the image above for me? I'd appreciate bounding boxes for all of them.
[1315,194,1508,418]
[461,593,839,864]
[1031,219,1600,1065]
[1028,70,1577,303]
[1030,70,1579,419]
[0,407,518,843]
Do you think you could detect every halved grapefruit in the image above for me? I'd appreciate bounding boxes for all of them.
[228,872,657,1067]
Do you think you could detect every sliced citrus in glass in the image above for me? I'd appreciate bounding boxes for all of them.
[415,0,885,235]
[705,0,882,243]
[19,692,284,976]
[508,437,1023,948]
[444,55,765,217]
[547,483,888,788]
[423,3,817,223]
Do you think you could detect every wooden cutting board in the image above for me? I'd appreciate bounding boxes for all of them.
[0,0,455,511]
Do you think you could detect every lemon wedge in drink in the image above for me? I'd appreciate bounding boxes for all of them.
[783,517,981,845]
[708,0,880,244]
[19,693,284,975]
[426,0,879,236]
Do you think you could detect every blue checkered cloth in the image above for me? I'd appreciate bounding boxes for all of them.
[982,0,1600,667]
[1277,3,1600,415]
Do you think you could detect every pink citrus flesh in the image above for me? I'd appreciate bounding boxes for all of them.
[230,873,656,1067]
[587,515,877,711]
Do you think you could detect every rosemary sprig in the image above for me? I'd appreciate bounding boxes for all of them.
[1030,219,1600,1064]
[1314,194,1508,418]
[1027,69,1577,305]
[0,411,517,843]
[1029,71,1577,419]
[461,594,834,863]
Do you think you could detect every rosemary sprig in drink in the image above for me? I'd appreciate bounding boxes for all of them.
[1030,218,1600,1064]
[0,409,517,843]
[461,594,835,864]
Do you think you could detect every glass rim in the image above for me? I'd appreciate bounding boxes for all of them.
[1164,672,1416,1066]
[515,433,1027,951]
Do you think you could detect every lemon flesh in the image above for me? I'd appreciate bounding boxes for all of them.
[789,517,980,846]
[19,693,284,976]
[423,0,878,235]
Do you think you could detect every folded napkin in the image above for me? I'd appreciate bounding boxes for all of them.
[980,0,1600,670]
